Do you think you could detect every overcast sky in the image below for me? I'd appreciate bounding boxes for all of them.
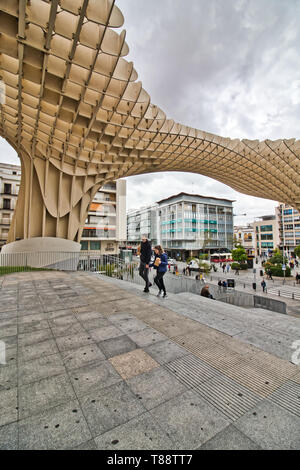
[1,0,299,225]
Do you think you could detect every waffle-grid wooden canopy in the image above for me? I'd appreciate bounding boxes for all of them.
[0,0,299,244]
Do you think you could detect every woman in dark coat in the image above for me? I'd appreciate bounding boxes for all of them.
[150,245,168,298]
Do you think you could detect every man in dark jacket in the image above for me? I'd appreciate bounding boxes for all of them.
[139,235,152,292]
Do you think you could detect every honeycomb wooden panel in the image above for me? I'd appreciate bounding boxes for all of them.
[0,0,299,245]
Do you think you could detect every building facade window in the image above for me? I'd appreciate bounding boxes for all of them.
[3,199,11,209]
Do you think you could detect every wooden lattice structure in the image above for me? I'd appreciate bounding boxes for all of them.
[0,0,299,245]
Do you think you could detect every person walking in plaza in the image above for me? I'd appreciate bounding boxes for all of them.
[226,263,230,273]
[296,272,300,284]
[261,278,266,293]
[150,245,168,298]
[138,234,152,292]
[218,279,222,293]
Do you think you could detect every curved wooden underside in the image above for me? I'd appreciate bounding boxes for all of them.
[0,0,299,242]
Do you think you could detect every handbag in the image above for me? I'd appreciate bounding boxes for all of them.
[154,257,161,267]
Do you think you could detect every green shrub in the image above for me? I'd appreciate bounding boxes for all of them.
[266,265,291,277]
[231,262,248,270]
[239,263,248,270]
[231,262,240,270]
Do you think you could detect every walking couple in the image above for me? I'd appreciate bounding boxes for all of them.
[138,235,168,298]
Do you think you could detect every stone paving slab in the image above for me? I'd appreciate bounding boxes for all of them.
[89,325,124,342]
[18,374,76,419]
[0,270,299,450]
[150,390,231,450]
[18,400,92,450]
[98,335,138,359]
[128,327,168,348]
[144,339,189,365]
[18,329,54,347]
[79,381,146,437]
[60,344,106,371]
[94,413,176,450]
[0,422,18,450]
[126,366,188,411]
[18,353,66,386]
[234,400,300,450]
[0,387,18,427]
[18,339,60,363]
[198,424,262,450]
[109,349,160,380]
[55,332,95,352]
[68,359,122,397]
[0,363,18,390]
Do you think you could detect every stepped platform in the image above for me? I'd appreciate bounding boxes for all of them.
[0,271,299,450]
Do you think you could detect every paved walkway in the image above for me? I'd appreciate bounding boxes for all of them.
[0,271,299,450]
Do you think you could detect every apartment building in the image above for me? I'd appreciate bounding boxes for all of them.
[0,163,21,248]
[253,215,279,257]
[127,204,158,251]
[276,203,300,257]
[233,224,255,256]
[80,179,126,254]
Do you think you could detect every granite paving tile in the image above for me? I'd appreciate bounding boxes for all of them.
[128,328,167,348]
[0,323,17,339]
[0,363,18,390]
[0,310,18,319]
[71,439,98,450]
[61,344,106,370]
[109,349,160,380]
[126,366,188,410]
[150,390,231,450]
[234,400,300,450]
[18,329,54,347]
[18,399,92,450]
[19,374,76,419]
[79,381,146,437]
[144,339,189,365]
[2,346,17,366]
[55,332,95,352]
[18,317,49,334]
[89,325,124,342]
[98,335,138,359]
[18,353,66,386]
[18,339,59,363]
[0,387,18,427]
[68,359,122,397]
[0,422,18,450]
[94,413,175,450]
[79,317,111,331]
[110,317,148,335]
[198,424,263,450]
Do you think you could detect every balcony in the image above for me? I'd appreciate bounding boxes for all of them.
[0,218,11,225]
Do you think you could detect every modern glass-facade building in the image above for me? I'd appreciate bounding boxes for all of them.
[157,193,234,259]
[127,193,234,259]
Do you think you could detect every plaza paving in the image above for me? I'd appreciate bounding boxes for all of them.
[0,270,299,450]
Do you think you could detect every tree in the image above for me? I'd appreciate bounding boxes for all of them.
[294,246,300,258]
[231,246,247,263]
